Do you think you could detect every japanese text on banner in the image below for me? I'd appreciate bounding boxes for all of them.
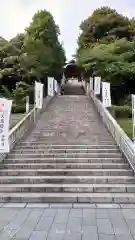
[0,99,12,153]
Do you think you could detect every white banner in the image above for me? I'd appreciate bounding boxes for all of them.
[35,81,44,109]
[26,96,29,113]
[54,80,58,93]
[0,98,12,153]
[48,77,54,97]
[86,83,90,94]
[132,95,135,142]
[90,77,93,91]
[94,77,101,95]
[102,82,111,107]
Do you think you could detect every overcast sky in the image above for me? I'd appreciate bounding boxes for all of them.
[0,0,135,60]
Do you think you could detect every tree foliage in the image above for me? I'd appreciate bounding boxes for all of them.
[0,9,66,101]
[22,10,66,80]
[77,7,135,104]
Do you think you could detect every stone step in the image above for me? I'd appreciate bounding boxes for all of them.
[20,142,116,146]
[15,144,118,149]
[0,169,133,176]
[20,140,115,144]
[0,175,134,184]
[8,152,123,159]
[5,157,125,164]
[0,192,135,203]
[1,163,129,169]
[11,149,120,154]
[0,183,135,193]
[26,136,113,141]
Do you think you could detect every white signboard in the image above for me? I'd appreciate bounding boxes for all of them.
[0,98,12,153]
[54,80,58,93]
[102,82,111,107]
[132,95,135,142]
[132,95,135,122]
[86,82,90,94]
[48,77,54,97]
[26,96,29,113]
[90,77,93,91]
[94,77,101,95]
[35,81,44,109]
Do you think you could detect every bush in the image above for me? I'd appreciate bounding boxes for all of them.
[12,104,26,113]
[124,95,131,106]
[113,105,132,118]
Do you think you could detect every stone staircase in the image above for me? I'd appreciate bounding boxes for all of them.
[62,82,85,95]
[0,90,135,203]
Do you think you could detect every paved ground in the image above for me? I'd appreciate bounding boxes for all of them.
[0,204,135,239]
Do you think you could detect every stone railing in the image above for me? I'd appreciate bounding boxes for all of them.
[90,91,135,172]
[0,95,55,162]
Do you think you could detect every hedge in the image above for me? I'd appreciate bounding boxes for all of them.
[12,104,34,114]
[12,104,26,114]
[113,105,132,118]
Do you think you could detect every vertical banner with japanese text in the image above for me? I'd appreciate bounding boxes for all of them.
[102,82,111,108]
[35,81,44,109]
[94,77,101,95]
[0,98,12,153]
[132,95,135,142]
[48,77,54,97]
[90,77,93,91]
[26,96,29,113]
[54,80,58,93]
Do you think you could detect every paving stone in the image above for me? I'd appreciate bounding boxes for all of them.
[69,209,82,218]
[96,209,109,219]
[0,221,21,240]
[0,230,16,240]
[64,233,81,240]
[50,204,72,209]
[18,209,43,235]
[108,209,124,221]
[82,234,98,240]
[35,216,54,232]
[83,209,96,226]
[3,203,26,208]
[35,209,57,231]
[97,219,114,235]
[99,234,116,240]
[29,231,47,240]
[9,208,31,228]
[0,203,4,207]
[44,209,58,217]
[67,217,82,234]
[122,209,135,219]
[49,223,66,236]
[116,235,133,240]
[126,219,135,235]
[113,225,131,235]
[82,225,98,235]
[54,210,70,223]
[47,234,65,240]
[0,208,20,232]
[14,229,33,240]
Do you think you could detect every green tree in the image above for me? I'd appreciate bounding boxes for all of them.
[23,10,66,81]
[77,7,135,104]
[77,7,133,52]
